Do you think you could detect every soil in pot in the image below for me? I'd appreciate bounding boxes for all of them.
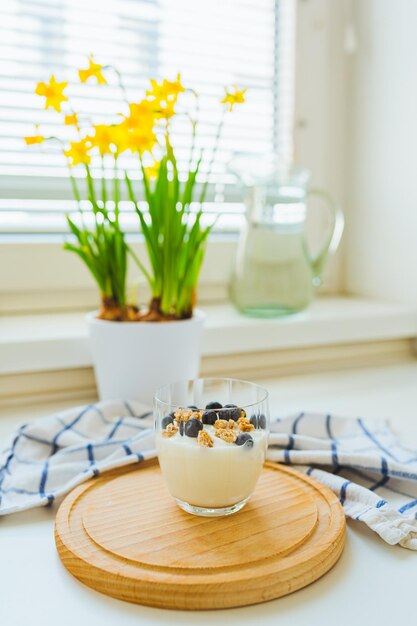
[98,296,193,323]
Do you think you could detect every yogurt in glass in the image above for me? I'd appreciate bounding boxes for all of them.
[154,378,269,517]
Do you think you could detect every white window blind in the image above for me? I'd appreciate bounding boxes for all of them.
[0,0,295,234]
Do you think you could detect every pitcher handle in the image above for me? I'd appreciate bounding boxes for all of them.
[306,188,344,285]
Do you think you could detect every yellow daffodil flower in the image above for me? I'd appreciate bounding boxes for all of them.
[24,135,45,145]
[221,86,247,111]
[64,113,78,126]
[78,55,107,85]
[146,74,185,103]
[89,124,115,155]
[153,99,176,120]
[112,118,157,154]
[108,123,129,154]
[35,75,68,112]
[162,74,185,99]
[123,100,157,131]
[132,129,157,154]
[144,161,160,180]
[146,78,167,102]
[64,139,91,166]
[122,128,156,154]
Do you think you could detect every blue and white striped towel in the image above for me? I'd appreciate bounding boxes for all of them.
[1,401,416,550]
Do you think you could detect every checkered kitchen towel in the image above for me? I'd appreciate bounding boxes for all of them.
[1,401,416,550]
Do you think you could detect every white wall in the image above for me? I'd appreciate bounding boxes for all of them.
[295,0,348,293]
[345,0,417,304]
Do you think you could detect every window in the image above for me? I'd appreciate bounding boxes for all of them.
[0,0,295,234]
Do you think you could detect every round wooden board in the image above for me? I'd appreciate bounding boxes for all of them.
[55,460,346,610]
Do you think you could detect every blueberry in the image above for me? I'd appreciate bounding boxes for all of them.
[235,433,254,447]
[187,405,199,411]
[162,415,174,429]
[205,401,223,410]
[223,404,242,421]
[250,413,267,429]
[179,421,185,436]
[184,418,203,438]
[202,410,218,425]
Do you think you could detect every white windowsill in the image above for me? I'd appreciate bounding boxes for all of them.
[1,296,417,376]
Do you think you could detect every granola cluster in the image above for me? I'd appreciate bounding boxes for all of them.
[197,430,214,447]
[161,423,179,438]
[213,418,235,430]
[214,429,237,444]
[173,408,194,423]
[237,417,255,432]
[160,402,264,447]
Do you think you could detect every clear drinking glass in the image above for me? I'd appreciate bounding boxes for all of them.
[154,377,269,517]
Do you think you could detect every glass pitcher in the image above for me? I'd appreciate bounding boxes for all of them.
[229,163,344,317]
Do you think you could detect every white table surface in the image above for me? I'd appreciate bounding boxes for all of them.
[1,362,417,626]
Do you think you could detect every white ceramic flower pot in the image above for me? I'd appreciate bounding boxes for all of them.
[87,309,206,405]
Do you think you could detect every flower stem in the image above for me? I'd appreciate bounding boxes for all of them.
[187,89,199,173]
[199,110,226,203]
[101,156,107,210]
[113,155,119,222]
[107,65,129,105]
